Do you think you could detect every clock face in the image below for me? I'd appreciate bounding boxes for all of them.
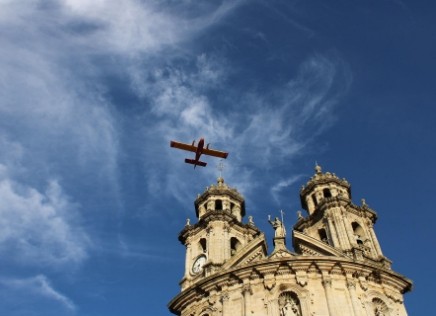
[192,255,207,274]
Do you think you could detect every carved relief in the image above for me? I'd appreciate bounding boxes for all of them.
[295,270,308,287]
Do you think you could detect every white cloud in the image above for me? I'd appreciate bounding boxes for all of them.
[0,171,89,267]
[271,175,304,204]
[0,275,76,312]
[132,52,351,211]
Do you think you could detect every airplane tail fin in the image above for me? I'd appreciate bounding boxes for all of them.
[185,159,207,167]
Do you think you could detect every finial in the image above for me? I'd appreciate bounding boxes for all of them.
[315,162,322,174]
[186,218,191,226]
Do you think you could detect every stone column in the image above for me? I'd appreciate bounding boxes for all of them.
[332,209,351,249]
[221,292,229,315]
[322,274,339,316]
[343,214,357,247]
[346,277,362,316]
[242,285,252,316]
[185,240,192,279]
[326,215,340,247]
[367,222,383,257]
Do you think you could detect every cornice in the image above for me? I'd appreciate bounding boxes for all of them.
[168,256,412,314]
[300,172,351,197]
[178,211,262,244]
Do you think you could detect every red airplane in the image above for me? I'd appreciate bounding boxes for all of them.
[170,138,229,168]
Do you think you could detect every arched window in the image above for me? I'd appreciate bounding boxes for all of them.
[230,237,241,256]
[278,291,302,316]
[318,228,328,244]
[323,188,332,198]
[352,222,365,245]
[215,199,223,210]
[372,297,388,316]
[199,238,207,253]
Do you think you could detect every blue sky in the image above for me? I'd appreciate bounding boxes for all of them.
[0,0,434,315]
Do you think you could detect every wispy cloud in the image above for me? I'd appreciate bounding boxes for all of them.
[0,275,76,312]
[0,0,248,265]
[0,169,89,267]
[132,52,351,212]
[271,175,304,204]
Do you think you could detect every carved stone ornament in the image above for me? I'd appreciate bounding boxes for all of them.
[264,275,276,291]
[359,276,368,291]
[295,270,308,287]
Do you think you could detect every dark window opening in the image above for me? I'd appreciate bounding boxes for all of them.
[318,228,328,244]
[199,238,207,253]
[230,237,241,256]
[323,188,332,198]
[352,222,365,245]
[215,199,223,210]
[311,194,317,206]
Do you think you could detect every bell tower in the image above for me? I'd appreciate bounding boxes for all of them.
[293,164,391,267]
[170,168,412,316]
[178,177,266,290]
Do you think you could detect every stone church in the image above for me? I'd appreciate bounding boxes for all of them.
[168,165,412,315]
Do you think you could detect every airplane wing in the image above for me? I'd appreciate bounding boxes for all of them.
[202,148,229,159]
[170,141,197,153]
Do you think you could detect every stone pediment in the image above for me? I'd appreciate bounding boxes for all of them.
[269,248,295,259]
[293,230,348,258]
[221,234,268,270]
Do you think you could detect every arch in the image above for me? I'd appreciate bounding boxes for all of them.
[199,238,207,253]
[372,297,389,315]
[352,222,365,245]
[265,284,310,316]
[278,291,302,316]
[230,237,241,256]
[318,228,328,244]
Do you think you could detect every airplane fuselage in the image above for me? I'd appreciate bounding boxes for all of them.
[194,138,205,163]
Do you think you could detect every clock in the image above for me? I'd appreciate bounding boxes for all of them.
[192,255,207,274]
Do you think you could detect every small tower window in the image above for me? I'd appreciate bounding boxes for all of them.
[311,194,318,206]
[323,188,332,198]
[318,228,328,244]
[230,237,241,256]
[215,199,223,210]
[352,222,365,245]
[199,238,207,253]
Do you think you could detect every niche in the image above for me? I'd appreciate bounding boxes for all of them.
[230,237,241,256]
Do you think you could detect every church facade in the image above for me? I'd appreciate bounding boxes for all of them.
[168,166,412,316]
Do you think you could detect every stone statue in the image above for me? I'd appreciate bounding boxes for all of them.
[374,307,385,316]
[280,298,300,316]
[268,215,286,238]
